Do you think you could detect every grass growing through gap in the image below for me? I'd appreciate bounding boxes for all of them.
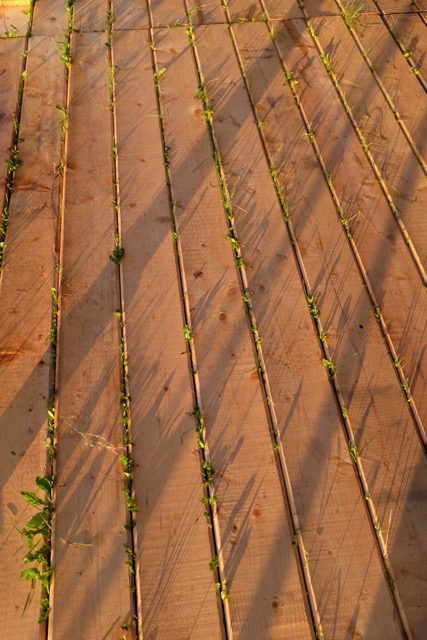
[341,1,364,30]
[106,8,139,631]
[18,0,75,624]
[149,18,230,616]
[254,8,423,629]
[305,12,427,285]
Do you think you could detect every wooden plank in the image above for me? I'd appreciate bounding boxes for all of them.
[0,6,29,34]
[0,38,22,193]
[274,18,427,434]
[74,0,107,32]
[196,21,406,639]
[234,20,427,638]
[312,15,427,263]
[0,35,63,640]
[355,12,427,153]
[263,0,377,20]
[385,12,427,78]
[154,24,313,639]
[32,0,68,35]
[377,0,427,11]
[48,32,133,639]
[113,27,225,639]
[114,0,148,29]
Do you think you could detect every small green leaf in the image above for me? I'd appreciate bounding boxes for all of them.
[35,476,53,494]
[21,491,44,507]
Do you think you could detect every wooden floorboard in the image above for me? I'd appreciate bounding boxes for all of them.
[232,20,427,638]
[0,34,64,639]
[355,12,427,158]
[113,27,224,639]
[48,32,133,640]
[1,3,426,638]
[155,25,313,639]
[195,21,405,639]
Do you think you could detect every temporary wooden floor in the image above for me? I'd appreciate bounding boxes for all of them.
[1,1,427,638]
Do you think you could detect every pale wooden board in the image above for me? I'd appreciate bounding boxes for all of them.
[313,15,427,264]
[113,28,225,639]
[154,25,313,639]
[0,6,29,34]
[355,13,427,156]
[48,32,134,639]
[0,38,22,195]
[196,21,405,639]
[0,1,28,7]
[0,35,64,639]
[272,19,427,636]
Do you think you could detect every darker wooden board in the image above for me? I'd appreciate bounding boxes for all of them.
[48,32,133,640]
[196,21,406,639]
[155,25,313,639]
[268,20,426,638]
[312,15,427,265]
[384,12,427,77]
[0,35,63,640]
[113,27,225,639]
[274,17,427,436]
[32,0,68,35]
[355,12,427,157]
[234,20,427,638]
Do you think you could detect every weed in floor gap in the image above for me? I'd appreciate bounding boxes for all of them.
[341,407,349,419]
[216,580,228,602]
[183,324,193,342]
[401,382,412,403]
[342,1,364,29]
[19,475,54,622]
[202,460,214,487]
[285,70,298,90]
[58,35,71,69]
[320,52,333,74]
[322,358,336,379]
[56,105,68,138]
[185,23,195,47]
[209,555,219,571]
[49,287,59,349]
[241,290,250,305]
[348,440,359,463]
[393,354,403,369]
[306,20,318,39]
[235,255,247,269]
[319,330,327,342]
[306,293,319,320]
[110,234,124,264]
[270,25,278,40]
[45,405,56,462]
[271,169,289,220]
[340,216,353,240]
[6,145,21,172]
[305,128,315,143]
[154,67,166,84]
